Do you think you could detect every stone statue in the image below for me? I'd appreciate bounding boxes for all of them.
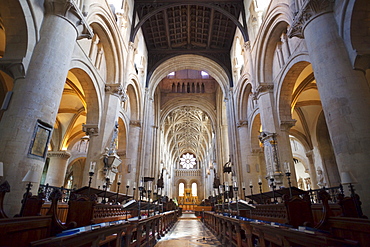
[298,177,304,190]
[317,168,326,188]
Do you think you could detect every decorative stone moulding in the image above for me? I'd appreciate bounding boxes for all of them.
[130,120,142,128]
[237,120,248,128]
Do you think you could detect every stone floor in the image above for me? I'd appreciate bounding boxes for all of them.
[155,212,223,247]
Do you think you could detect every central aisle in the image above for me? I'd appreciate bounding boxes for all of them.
[155,213,222,247]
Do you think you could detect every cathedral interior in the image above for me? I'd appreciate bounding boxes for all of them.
[0,0,370,246]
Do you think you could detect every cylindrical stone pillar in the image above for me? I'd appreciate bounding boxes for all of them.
[45,151,71,187]
[0,0,92,216]
[288,0,370,215]
[125,121,142,198]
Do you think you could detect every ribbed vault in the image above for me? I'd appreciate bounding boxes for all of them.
[163,106,213,165]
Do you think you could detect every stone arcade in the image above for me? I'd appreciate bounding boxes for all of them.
[0,0,369,246]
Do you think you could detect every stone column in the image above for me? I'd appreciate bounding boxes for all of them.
[288,0,370,215]
[0,0,92,216]
[305,150,318,190]
[125,120,142,198]
[237,120,249,176]
[44,151,71,187]
[278,120,298,187]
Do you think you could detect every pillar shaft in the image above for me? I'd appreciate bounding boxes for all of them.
[45,151,71,187]
[289,0,370,215]
[0,0,92,216]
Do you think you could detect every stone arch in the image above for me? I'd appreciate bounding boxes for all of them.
[85,6,125,84]
[69,64,102,128]
[126,81,141,121]
[236,80,253,122]
[148,54,230,98]
[249,113,262,153]
[254,3,293,83]
[277,58,310,124]
[345,0,370,72]
[64,157,86,189]
[0,1,37,73]
[117,117,127,156]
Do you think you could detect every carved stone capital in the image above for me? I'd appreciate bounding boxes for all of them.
[0,61,25,80]
[255,83,274,98]
[251,148,263,154]
[288,0,335,39]
[47,151,71,160]
[44,0,93,40]
[130,120,141,127]
[243,41,251,51]
[237,120,248,128]
[82,123,99,136]
[280,119,297,131]
[105,83,127,101]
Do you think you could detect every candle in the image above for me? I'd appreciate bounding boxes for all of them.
[242,182,246,189]
[285,162,290,173]
[133,181,137,189]
[219,185,223,194]
[212,191,215,197]
[225,182,229,191]
[0,162,3,177]
[139,178,144,188]
[148,181,153,191]
[258,176,262,183]
[154,184,157,193]
[214,188,219,196]
[89,162,96,173]
[125,179,129,186]
[249,180,253,186]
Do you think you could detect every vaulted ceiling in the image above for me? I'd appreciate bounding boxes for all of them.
[132,0,247,84]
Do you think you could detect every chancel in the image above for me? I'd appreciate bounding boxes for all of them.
[0,0,369,246]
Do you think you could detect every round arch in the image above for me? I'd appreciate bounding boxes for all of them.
[86,5,125,84]
[148,54,230,98]
[254,3,293,83]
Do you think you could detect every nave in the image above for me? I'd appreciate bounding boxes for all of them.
[155,212,222,247]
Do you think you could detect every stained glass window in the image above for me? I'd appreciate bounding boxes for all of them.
[180,153,196,169]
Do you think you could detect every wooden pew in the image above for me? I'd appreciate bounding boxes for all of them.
[30,211,179,247]
[203,212,360,247]
[328,217,370,247]
[40,202,69,223]
[0,216,52,247]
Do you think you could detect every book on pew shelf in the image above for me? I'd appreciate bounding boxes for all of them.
[122,199,137,208]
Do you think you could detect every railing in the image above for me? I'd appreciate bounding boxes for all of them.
[39,184,73,203]
[308,185,343,204]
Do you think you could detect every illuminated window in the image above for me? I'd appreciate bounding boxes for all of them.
[179,183,184,196]
[192,182,197,197]
[201,71,209,78]
[180,153,196,169]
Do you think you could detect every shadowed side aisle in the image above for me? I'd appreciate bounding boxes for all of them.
[155,213,222,247]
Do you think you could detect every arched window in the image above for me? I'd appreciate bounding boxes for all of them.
[179,183,184,197]
[191,182,197,197]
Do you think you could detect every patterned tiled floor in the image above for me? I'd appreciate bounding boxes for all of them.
[155,213,222,247]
